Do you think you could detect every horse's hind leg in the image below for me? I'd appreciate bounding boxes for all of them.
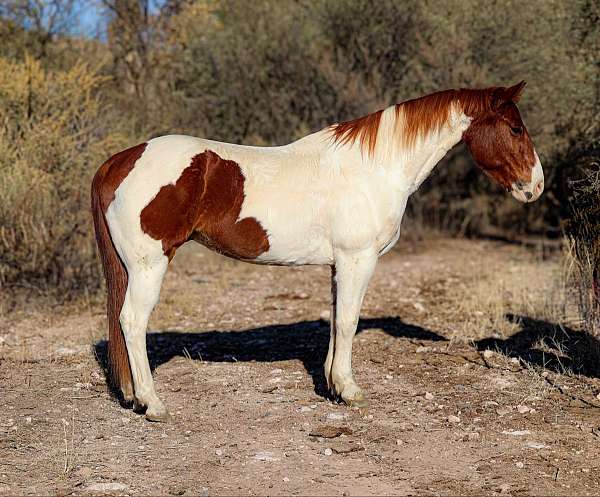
[120,257,169,421]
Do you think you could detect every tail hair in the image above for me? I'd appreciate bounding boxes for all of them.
[91,165,133,400]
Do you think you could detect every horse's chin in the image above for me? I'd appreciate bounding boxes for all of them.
[510,185,543,203]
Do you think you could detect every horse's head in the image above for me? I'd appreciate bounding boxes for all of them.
[463,81,543,203]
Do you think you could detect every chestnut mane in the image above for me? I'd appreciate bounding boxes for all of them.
[330,88,493,155]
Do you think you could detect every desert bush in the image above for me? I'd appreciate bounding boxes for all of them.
[564,138,600,335]
[0,55,128,292]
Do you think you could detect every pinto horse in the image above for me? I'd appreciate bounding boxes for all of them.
[92,82,543,421]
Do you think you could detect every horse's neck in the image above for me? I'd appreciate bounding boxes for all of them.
[378,105,470,194]
[309,105,470,195]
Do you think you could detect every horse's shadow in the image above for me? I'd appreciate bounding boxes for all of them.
[94,313,600,400]
[94,317,445,397]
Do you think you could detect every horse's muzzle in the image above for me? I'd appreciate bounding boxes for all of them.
[511,154,544,203]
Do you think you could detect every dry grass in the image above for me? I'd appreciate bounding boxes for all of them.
[0,55,129,294]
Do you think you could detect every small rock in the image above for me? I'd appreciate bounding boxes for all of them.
[502,429,532,436]
[320,310,331,321]
[510,357,520,364]
[84,482,128,493]
[326,412,347,421]
[525,441,549,449]
[496,407,512,417]
[254,451,279,462]
[215,449,223,456]
[516,461,524,469]
[416,346,430,353]
[270,368,283,375]
[413,302,425,313]
[283,477,290,482]
[299,406,312,413]
[396,439,404,445]
[322,448,333,456]
[483,350,494,359]
[424,392,434,400]
[447,415,461,424]
[517,405,532,414]
[463,432,480,441]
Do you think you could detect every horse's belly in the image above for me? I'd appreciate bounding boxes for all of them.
[255,224,334,266]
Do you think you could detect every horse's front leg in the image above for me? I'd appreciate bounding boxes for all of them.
[329,248,377,407]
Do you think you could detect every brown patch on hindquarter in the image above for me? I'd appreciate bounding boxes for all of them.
[96,143,147,210]
[140,150,269,260]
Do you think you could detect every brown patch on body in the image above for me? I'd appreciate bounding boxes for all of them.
[330,109,384,156]
[140,150,269,261]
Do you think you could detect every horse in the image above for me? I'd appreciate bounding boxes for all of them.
[91,81,543,421]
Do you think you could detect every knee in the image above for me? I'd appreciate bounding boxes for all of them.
[336,315,359,334]
[119,306,143,336]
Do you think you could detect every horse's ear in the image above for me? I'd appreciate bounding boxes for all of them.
[491,81,526,111]
[505,80,526,103]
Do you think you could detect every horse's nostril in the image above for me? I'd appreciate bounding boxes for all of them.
[535,180,544,195]
[525,191,533,200]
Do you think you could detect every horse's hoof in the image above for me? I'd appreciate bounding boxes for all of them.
[344,395,369,408]
[145,408,171,423]
[340,387,368,408]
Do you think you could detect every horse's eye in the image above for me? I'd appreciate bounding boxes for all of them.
[510,126,523,136]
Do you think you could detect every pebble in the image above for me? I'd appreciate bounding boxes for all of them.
[502,429,531,436]
[483,350,494,359]
[424,392,434,400]
[270,368,283,375]
[525,442,549,449]
[516,461,524,469]
[322,448,333,456]
[215,449,223,456]
[283,477,290,482]
[447,415,461,424]
[84,482,128,493]
[416,346,430,353]
[299,406,312,413]
[413,302,425,313]
[254,451,279,462]
[326,412,347,420]
[517,405,532,414]
[496,407,512,416]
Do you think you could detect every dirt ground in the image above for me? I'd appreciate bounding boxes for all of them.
[2,237,600,496]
